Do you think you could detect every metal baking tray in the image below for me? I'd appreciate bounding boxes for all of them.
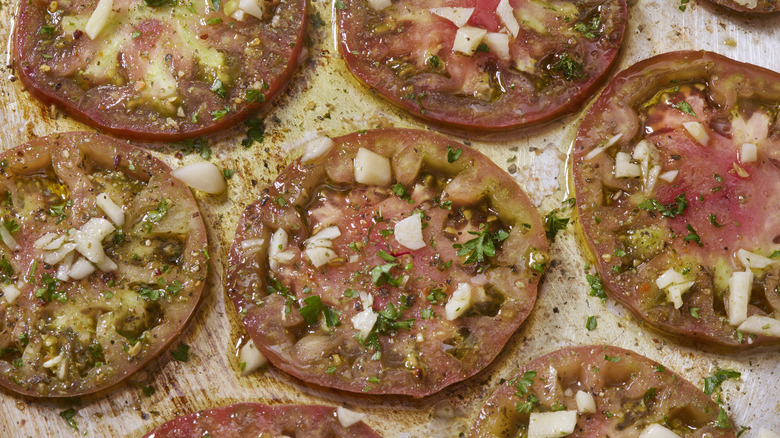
[0,0,778,436]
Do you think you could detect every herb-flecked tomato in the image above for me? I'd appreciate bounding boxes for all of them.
[226,129,547,396]
[705,0,778,13]
[0,132,208,396]
[470,346,736,437]
[337,0,627,131]
[573,51,780,348]
[143,403,381,438]
[14,0,306,140]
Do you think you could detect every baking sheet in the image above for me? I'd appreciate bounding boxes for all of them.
[0,0,779,436]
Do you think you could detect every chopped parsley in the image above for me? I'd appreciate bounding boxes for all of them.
[704,368,740,396]
[586,315,597,331]
[544,210,569,240]
[0,256,13,283]
[210,79,227,98]
[709,213,725,228]
[335,0,346,9]
[475,43,489,53]
[241,115,265,147]
[715,407,732,428]
[172,343,190,362]
[428,55,442,69]
[683,224,703,247]
[39,25,56,35]
[604,354,621,363]
[447,145,462,163]
[142,199,169,233]
[550,52,584,81]
[426,288,447,305]
[299,295,341,328]
[211,107,230,121]
[672,100,696,116]
[586,274,607,300]
[573,15,601,39]
[689,306,700,319]
[47,200,72,224]
[377,250,396,262]
[210,0,220,11]
[453,225,509,265]
[142,386,155,397]
[59,408,78,430]
[638,193,688,218]
[35,274,66,303]
[392,183,411,202]
[371,263,402,287]
[246,88,265,103]
[511,370,536,395]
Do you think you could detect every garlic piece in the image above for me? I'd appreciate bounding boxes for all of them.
[172,162,227,194]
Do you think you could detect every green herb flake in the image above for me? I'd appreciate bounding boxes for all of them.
[206,17,223,25]
[673,101,696,116]
[210,0,220,11]
[326,366,337,374]
[544,210,569,240]
[475,43,489,53]
[428,55,442,68]
[335,0,346,9]
[551,52,584,81]
[210,79,227,98]
[246,88,265,103]
[172,343,190,362]
[709,214,725,228]
[378,250,396,262]
[689,306,700,319]
[604,355,621,363]
[453,224,508,265]
[683,224,703,247]
[586,315,597,331]
[586,274,607,300]
[142,386,155,397]
[39,25,56,35]
[704,369,740,396]
[447,145,462,163]
[715,407,732,428]
[59,408,78,430]
[211,107,230,121]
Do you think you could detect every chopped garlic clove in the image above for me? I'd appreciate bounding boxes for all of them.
[483,32,510,61]
[367,0,391,11]
[659,170,678,183]
[68,257,96,280]
[44,242,77,266]
[301,136,335,163]
[351,306,378,339]
[354,148,392,186]
[73,218,115,264]
[337,407,367,428]
[655,268,686,289]
[584,133,623,161]
[639,424,682,438]
[85,0,113,40]
[728,269,753,326]
[739,143,758,163]
[42,354,63,368]
[2,284,21,305]
[682,122,710,146]
[430,7,474,27]
[736,248,776,269]
[666,281,694,309]
[237,0,264,20]
[172,162,227,194]
[737,316,780,338]
[239,339,267,375]
[528,411,577,438]
[575,390,596,413]
[34,232,60,249]
[614,152,641,178]
[96,193,125,226]
[453,26,487,56]
[394,214,426,250]
[496,0,519,37]
[240,238,265,256]
[445,283,473,320]
[269,228,295,271]
[0,223,19,251]
[305,246,337,268]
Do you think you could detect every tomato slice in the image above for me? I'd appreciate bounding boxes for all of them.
[573,51,780,348]
[338,0,627,131]
[226,129,547,396]
[0,132,208,396]
[470,346,736,437]
[142,403,380,437]
[14,0,306,140]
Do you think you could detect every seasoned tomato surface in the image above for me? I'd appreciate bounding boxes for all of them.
[706,0,778,13]
[226,129,547,396]
[0,132,208,396]
[143,403,380,438]
[573,51,780,348]
[337,0,627,131]
[15,0,306,140]
[470,345,736,437]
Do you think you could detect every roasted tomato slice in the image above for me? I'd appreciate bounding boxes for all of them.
[14,0,306,140]
[470,345,736,438]
[337,0,627,131]
[142,403,381,438]
[573,51,780,348]
[0,132,208,396]
[226,129,547,396]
